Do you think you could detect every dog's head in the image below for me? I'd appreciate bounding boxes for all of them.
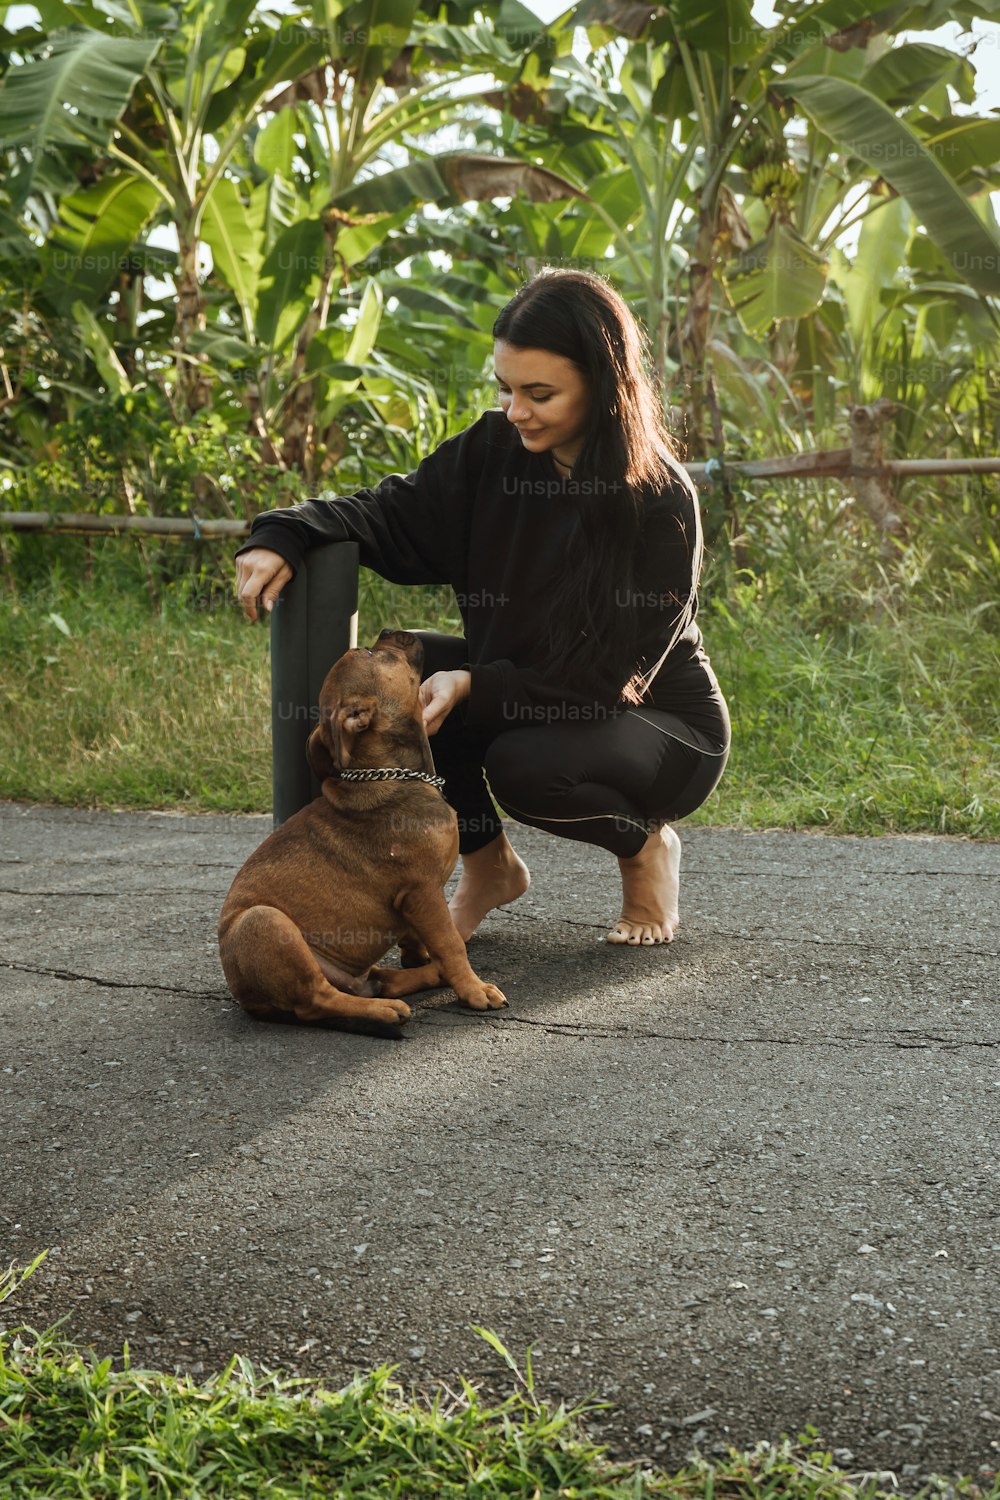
[307,630,434,787]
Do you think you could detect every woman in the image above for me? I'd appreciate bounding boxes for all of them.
[235,269,730,946]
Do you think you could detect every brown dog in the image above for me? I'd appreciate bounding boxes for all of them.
[218,629,505,1034]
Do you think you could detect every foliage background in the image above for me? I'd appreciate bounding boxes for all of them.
[0,0,997,831]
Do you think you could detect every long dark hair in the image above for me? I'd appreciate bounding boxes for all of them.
[492,268,689,702]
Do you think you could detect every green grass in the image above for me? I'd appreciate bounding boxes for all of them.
[0,570,997,835]
[0,571,456,814]
[1,1261,995,1500]
[693,586,999,837]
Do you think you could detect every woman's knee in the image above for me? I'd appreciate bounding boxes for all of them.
[653,742,730,822]
[484,731,543,809]
[484,729,583,816]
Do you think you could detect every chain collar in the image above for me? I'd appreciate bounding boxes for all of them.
[332,767,445,789]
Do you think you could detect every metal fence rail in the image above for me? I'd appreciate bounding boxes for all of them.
[2,456,998,542]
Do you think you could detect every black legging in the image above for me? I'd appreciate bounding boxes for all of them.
[414,631,730,859]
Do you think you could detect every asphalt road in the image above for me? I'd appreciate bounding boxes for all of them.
[1,800,998,1487]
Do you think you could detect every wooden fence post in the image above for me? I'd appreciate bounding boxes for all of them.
[849,400,905,555]
[269,542,359,829]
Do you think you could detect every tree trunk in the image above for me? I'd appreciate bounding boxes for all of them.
[174,231,212,417]
[115,268,138,381]
[679,203,717,460]
[280,220,340,479]
[679,190,750,566]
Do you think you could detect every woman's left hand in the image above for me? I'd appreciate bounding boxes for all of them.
[419,669,471,736]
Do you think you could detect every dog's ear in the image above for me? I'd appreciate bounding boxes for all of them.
[306,721,337,781]
[308,699,376,778]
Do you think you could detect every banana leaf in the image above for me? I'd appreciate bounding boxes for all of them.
[772,73,1000,297]
[0,32,161,203]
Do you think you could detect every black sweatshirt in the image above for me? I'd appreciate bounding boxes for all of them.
[237,410,729,743]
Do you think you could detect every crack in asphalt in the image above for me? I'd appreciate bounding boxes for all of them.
[4,961,993,1050]
[0,859,241,871]
[417,1012,996,1048]
[2,959,225,1001]
[0,889,217,898]
[4,946,995,1012]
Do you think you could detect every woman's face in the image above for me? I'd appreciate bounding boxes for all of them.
[493,340,591,470]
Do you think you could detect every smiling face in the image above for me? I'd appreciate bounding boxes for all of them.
[494,340,591,471]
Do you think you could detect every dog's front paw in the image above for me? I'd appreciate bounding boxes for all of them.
[460,982,506,1011]
[374,998,412,1024]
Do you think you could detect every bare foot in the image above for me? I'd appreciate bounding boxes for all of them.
[448,831,531,941]
[606,824,681,946]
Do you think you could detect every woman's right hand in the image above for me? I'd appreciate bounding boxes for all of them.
[235,548,294,622]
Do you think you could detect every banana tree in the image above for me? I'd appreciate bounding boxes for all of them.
[183,0,587,477]
[0,0,585,474]
[246,0,587,475]
[490,0,1000,455]
[683,5,1000,447]
[736,26,1000,438]
[0,0,333,415]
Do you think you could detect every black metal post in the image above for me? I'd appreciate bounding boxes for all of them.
[269,542,359,828]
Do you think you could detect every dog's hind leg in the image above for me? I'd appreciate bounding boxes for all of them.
[308,948,381,999]
[219,905,410,1034]
[372,958,444,997]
